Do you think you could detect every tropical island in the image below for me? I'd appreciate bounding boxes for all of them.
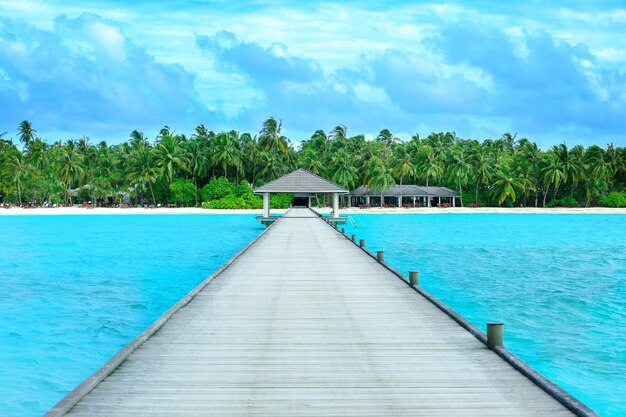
[1,118,625,211]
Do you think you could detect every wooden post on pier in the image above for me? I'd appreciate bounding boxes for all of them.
[487,323,504,348]
[359,239,365,248]
[377,251,385,262]
[409,271,419,287]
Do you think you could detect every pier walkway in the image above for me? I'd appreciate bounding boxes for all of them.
[49,208,582,416]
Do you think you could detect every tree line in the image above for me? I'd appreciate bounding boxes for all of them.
[1,118,625,208]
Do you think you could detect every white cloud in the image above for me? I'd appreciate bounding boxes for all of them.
[1,1,626,145]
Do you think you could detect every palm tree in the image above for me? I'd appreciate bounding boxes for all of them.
[2,147,28,205]
[376,129,399,147]
[583,146,611,206]
[368,159,395,207]
[129,130,149,151]
[57,142,85,204]
[540,154,565,207]
[449,146,473,207]
[491,169,522,205]
[518,140,543,206]
[259,117,289,155]
[329,125,348,142]
[471,147,495,206]
[18,120,36,148]
[391,146,415,206]
[553,143,583,198]
[416,146,443,207]
[26,138,49,172]
[212,132,242,179]
[330,151,358,189]
[193,124,212,141]
[257,151,284,182]
[515,162,537,207]
[186,140,210,204]
[128,148,162,205]
[156,135,189,184]
[299,148,324,176]
[90,176,113,206]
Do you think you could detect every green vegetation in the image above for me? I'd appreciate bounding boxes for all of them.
[600,192,626,207]
[0,119,624,207]
[201,180,293,209]
[169,179,196,207]
[201,177,235,202]
[546,196,579,208]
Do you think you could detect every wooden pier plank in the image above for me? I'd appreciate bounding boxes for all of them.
[62,208,576,416]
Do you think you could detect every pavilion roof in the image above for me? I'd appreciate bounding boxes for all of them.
[351,185,459,197]
[254,169,348,194]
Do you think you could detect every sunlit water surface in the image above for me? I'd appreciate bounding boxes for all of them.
[0,215,262,417]
[343,213,626,417]
[2,214,625,416]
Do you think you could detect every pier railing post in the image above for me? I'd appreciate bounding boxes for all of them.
[351,234,356,242]
[409,271,419,287]
[487,323,504,348]
[341,228,345,234]
[359,239,366,248]
[377,251,384,262]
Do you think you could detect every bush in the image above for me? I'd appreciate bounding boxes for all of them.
[600,192,626,208]
[546,196,579,208]
[170,179,197,206]
[202,195,262,209]
[199,178,294,210]
[201,177,234,201]
[270,193,294,209]
[233,180,255,198]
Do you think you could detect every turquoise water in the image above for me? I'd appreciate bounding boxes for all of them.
[0,215,262,417]
[344,214,626,417]
[2,214,625,416]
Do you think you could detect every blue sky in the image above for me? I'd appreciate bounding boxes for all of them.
[1,1,626,147]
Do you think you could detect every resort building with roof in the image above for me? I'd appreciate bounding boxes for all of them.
[349,184,459,208]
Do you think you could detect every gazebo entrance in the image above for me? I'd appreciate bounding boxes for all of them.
[292,194,311,207]
[254,169,348,226]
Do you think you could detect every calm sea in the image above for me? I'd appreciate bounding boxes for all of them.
[1,213,625,416]
[0,214,262,417]
[343,213,626,417]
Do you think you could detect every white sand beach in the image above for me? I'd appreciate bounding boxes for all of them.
[1,206,626,215]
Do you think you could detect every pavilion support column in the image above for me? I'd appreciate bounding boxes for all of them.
[308,196,312,207]
[263,193,270,218]
[398,196,402,208]
[438,196,441,207]
[332,193,339,218]
[347,195,352,208]
[365,195,370,207]
[453,197,456,208]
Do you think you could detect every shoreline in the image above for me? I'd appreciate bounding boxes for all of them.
[1,206,626,215]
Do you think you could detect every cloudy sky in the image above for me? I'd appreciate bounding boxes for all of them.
[1,0,625,147]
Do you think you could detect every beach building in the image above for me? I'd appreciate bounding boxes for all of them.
[349,184,459,208]
[254,168,348,223]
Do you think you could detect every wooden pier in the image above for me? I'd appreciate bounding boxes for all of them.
[47,208,596,416]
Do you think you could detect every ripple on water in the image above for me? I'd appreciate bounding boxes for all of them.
[344,213,626,417]
[0,214,262,417]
